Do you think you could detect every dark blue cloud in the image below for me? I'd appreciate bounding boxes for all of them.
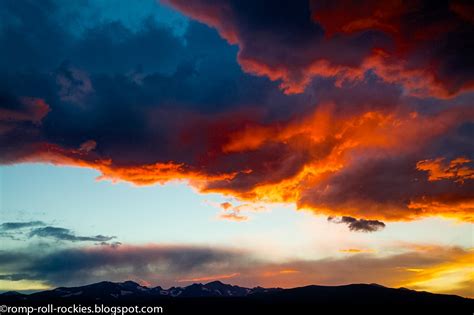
[0,221,46,230]
[0,1,311,166]
[0,0,187,74]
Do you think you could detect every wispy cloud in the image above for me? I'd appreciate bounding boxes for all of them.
[0,221,116,243]
[0,221,46,230]
[29,226,115,242]
[0,221,47,240]
[215,201,267,222]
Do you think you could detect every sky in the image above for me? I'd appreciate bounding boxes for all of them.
[0,0,473,298]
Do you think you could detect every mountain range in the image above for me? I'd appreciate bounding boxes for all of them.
[1,281,472,314]
[1,280,279,300]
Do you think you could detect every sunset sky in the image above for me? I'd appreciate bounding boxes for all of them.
[0,0,473,298]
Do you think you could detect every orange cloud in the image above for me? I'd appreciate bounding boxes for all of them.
[217,202,267,222]
[13,102,473,223]
[262,269,300,277]
[219,212,248,222]
[208,105,473,222]
[397,249,474,297]
[408,198,474,223]
[18,142,238,187]
[339,248,376,254]
[417,157,474,183]
[251,245,474,298]
[240,49,460,98]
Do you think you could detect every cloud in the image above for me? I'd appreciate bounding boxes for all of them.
[219,212,248,222]
[0,221,46,230]
[79,140,97,152]
[29,226,115,242]
[328,216,385,233]
[0,243,471,297]
[0,0,472,224]
[417,157,474,183]
[297,147,474,222]
[0,97,50,125]
[339,248,375,254]
[0,221,116,244]
[164,0,474,98]
[4,101,472,223]
[0,244,252,288]
[217,202,267,222]
[0,221,47,240]
[55,63,93,105]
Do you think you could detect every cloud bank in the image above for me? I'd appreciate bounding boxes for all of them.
[0,243,471,298]
[0,0,472,223]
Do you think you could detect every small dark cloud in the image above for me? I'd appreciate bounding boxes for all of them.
[328,216,386,233]
[29,226,115,242]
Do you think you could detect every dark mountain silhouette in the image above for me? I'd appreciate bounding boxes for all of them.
[1,281,472,314]
[0,280,281,301]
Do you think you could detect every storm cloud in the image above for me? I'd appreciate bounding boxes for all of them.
[165,0,474,98]
[0,0,472,223]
